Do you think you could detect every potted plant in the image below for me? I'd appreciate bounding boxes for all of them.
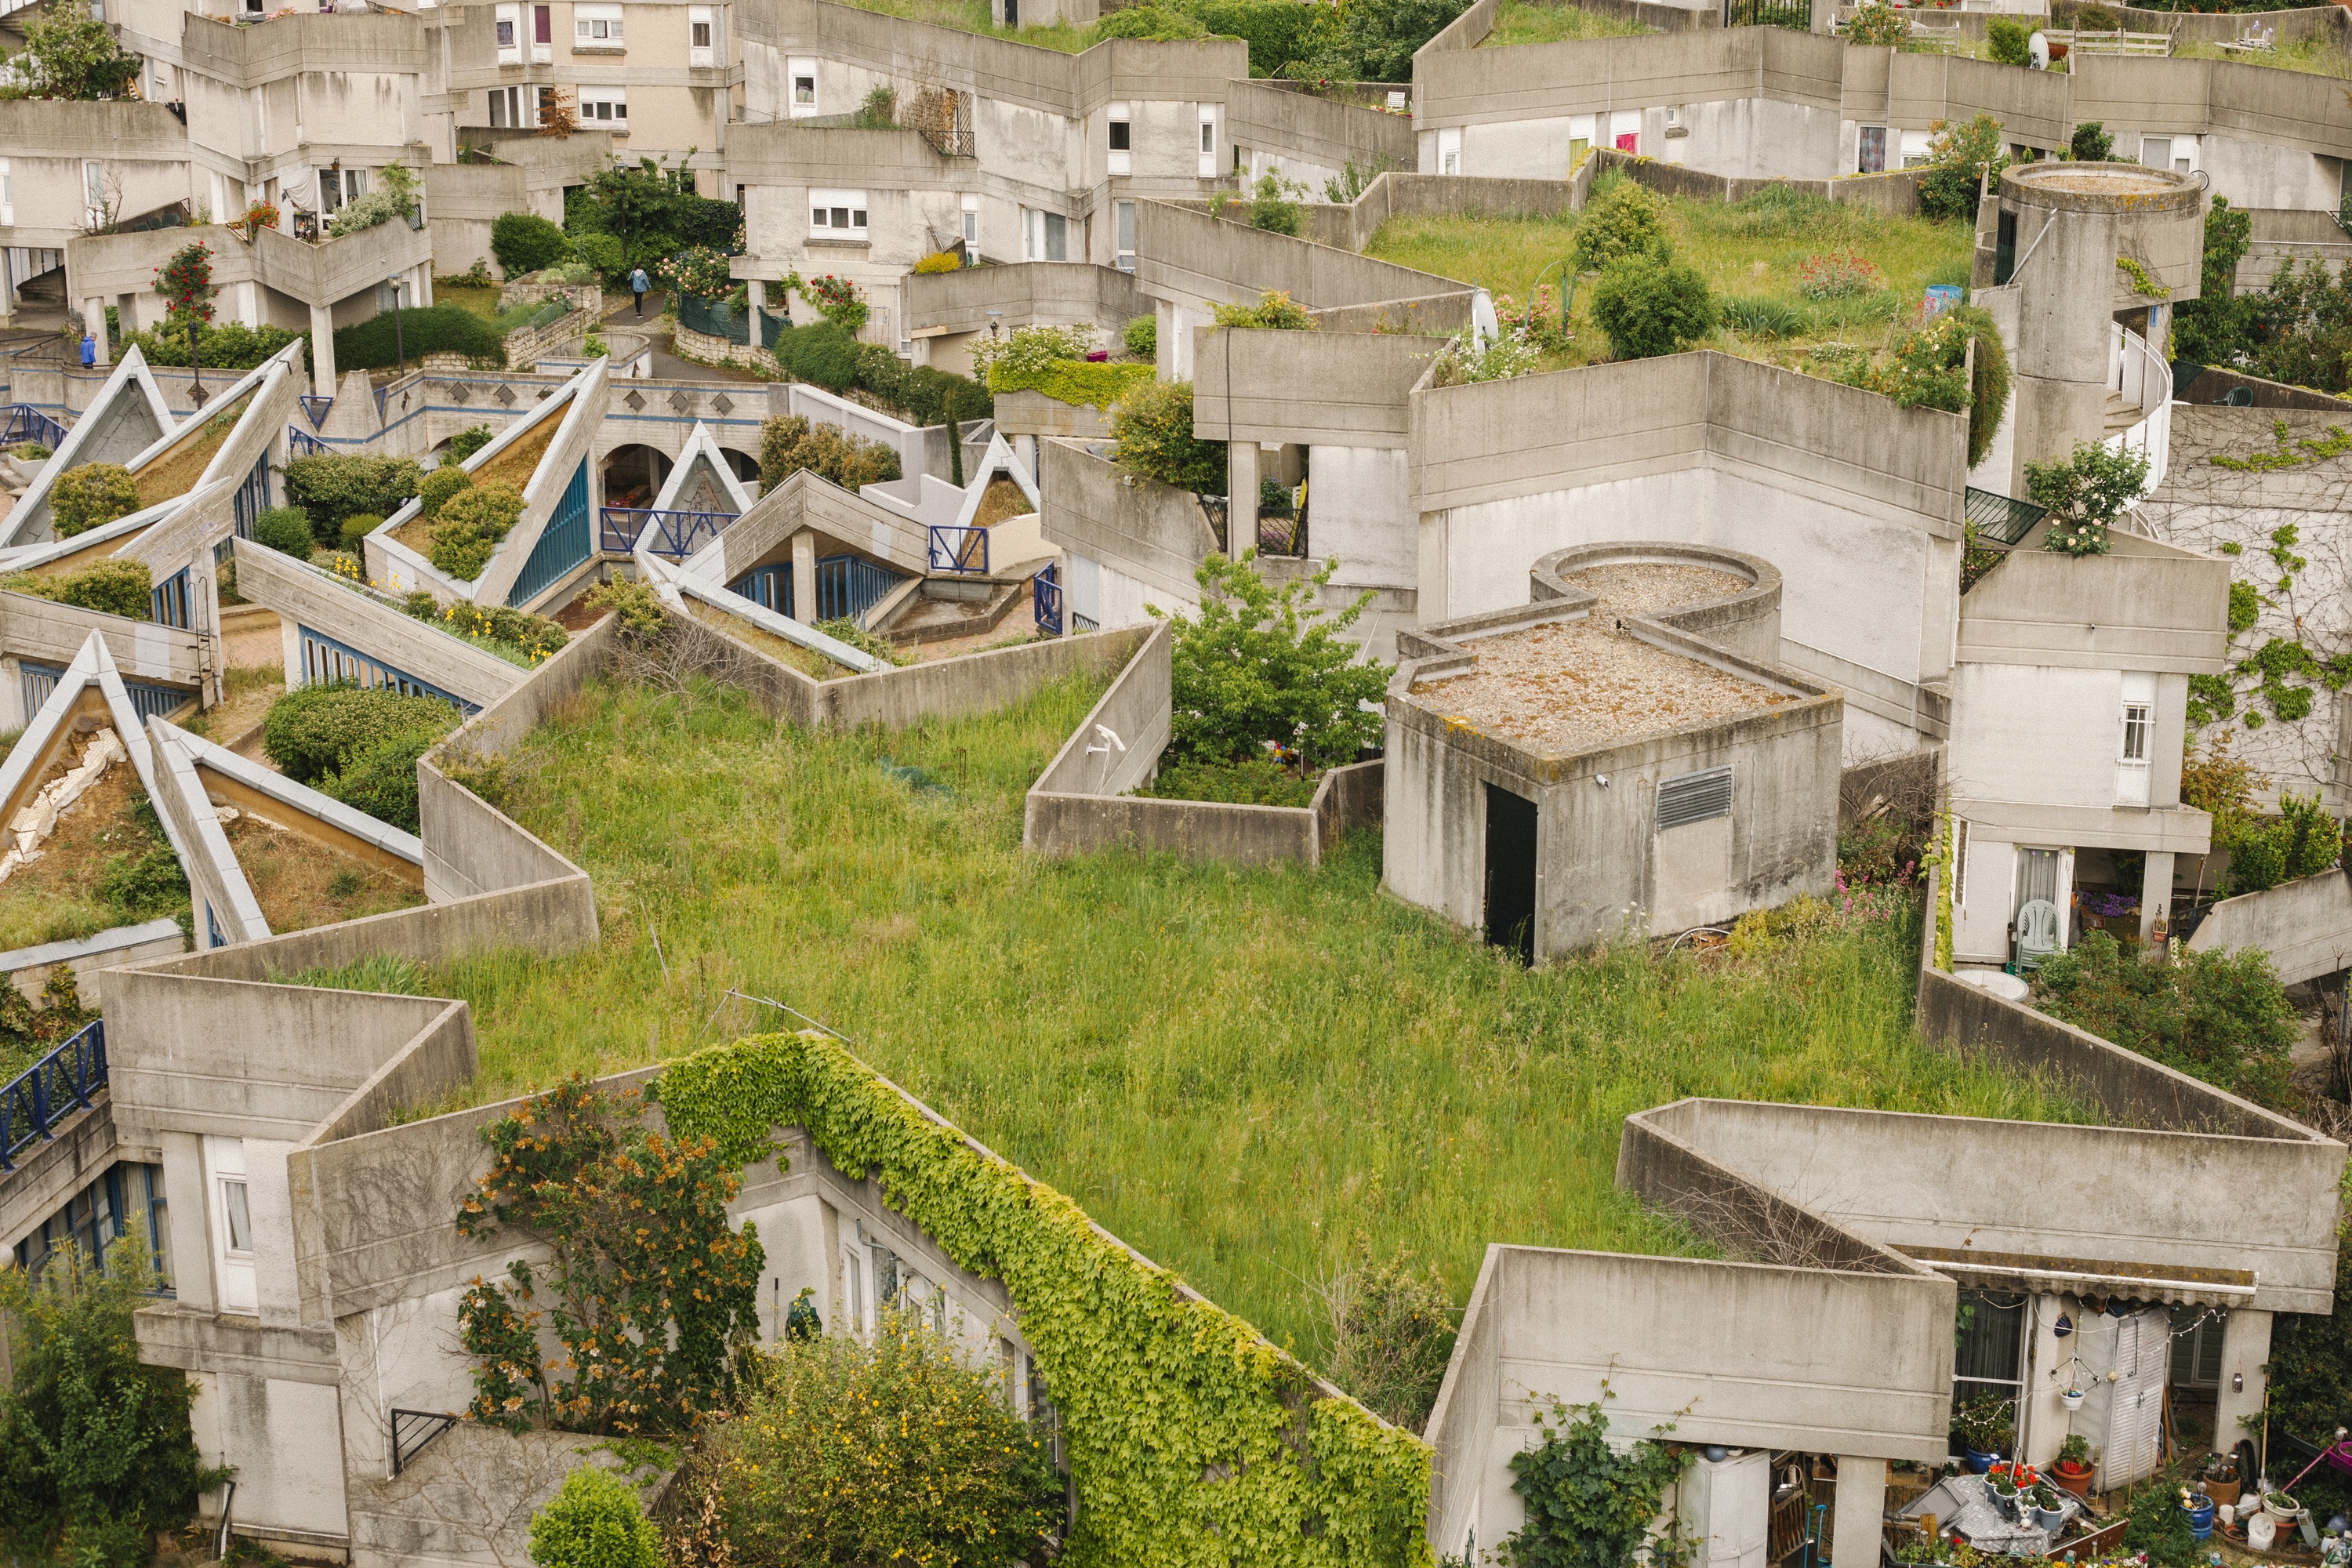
[1955,1394,2014,1472]
[2203,1453,2241,1507]
[2033,1482,2067,1533]
[1989,1467,2021,1519]
[2183,1485,2217,1541]
[2053,1435,2095,1499]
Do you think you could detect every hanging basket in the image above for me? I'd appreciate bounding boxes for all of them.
[2062,1388,2086,1410]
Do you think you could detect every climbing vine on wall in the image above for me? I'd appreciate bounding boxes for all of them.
[2114,256,2169,300]
[2209,419,2352,474]
[654,1032,1434,1568]
[2186,524,2352,732]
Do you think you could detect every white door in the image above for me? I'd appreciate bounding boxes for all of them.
[2098,1308,2170,1490]
[205,1134,257,1315]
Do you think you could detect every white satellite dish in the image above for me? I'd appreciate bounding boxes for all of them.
[2029,30,2050,68]
[1471,286,1500,350]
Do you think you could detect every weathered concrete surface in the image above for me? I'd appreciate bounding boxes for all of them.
[0,1097,139,1256]
[345,1426,667,1568]
[1192,328,1450,449]
[233,540,527,713]
[0,917,186,1007]
[2187,869,2352,987]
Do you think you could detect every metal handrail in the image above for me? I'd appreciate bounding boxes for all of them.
[599,505,733,560]
[0,1020,106,1173]
[927,523,989,575]
[288,425,332,457]
[390,1409,460,1476]
[0,403,69,449]
[1033,563,1063,636]
[1964,487,2046,546]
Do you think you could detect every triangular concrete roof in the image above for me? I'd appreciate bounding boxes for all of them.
[145,715,425,951]
[948,430,1040,533]
[649,419,757,521]
[633,544,884,674]
[0,630,186,877]
[3,346,179,546]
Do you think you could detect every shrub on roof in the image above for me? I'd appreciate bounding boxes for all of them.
[253,506,318,559]
[757,416,901,495]
[263,681,463,787]
[1572,176,1671,275]
[527,1465,661,1568]
[1,560,153,620]
[333,304,506,372]
[428,481,527,581]
[285,454,423,543]
[1591,255,1718,361]
[2030,929,2295,1108]
[419,464,473,520]
[445,425,495,466]
[1918,113,2007,223]
[319,724,446,834]
[1109,376,1224,494]
[49,463,139,539]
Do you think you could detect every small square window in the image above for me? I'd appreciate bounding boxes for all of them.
[1109,119,1130,151]
[692,20,711,45]
[794,75,815,103]
[495,18,514,45]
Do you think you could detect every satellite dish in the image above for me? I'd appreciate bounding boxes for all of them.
[2029,30,2050,68]
[1471,286,1499,350]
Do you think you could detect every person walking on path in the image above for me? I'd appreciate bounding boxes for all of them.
[630,267,650,318]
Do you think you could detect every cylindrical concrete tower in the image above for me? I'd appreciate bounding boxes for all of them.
[1974,162,2205,495]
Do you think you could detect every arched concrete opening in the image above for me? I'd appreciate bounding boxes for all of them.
[720,447,760,485]
[601,443,673,510]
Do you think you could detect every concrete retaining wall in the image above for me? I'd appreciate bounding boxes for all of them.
[233,539,528,712]
[2187,869,2352,988]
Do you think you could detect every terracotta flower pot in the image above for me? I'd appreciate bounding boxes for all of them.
[2054,1462,2095,1501]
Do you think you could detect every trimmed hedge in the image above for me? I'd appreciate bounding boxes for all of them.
[992,359,1153,410]
[491,212,570,278]
[50,463,139,539]
[284,455,423,543]
[428,481,525,580]
[333,305,506,372]
[262,682,463,788]
[757,416,901,494]
[767,321,993,431]
[252,506,316,558]
[119,321,307,372]
[0,561,152,620]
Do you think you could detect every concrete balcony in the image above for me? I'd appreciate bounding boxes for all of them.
[71,217,431,315]
[179,9,429,89]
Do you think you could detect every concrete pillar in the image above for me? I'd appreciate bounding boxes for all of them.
[158,1131,216,1310]
[2018,1292,2069,1468]
[2140,851,2176,942]
[307,302,336,398]
[82,298,109,365]
[1828,1457,1886,1568]
[2215,1309,2272,1457]
[790,528,816,622]
[1225,437,1258,556]
[414,261,434,309]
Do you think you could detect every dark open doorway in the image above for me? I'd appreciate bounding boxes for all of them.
[1484,782,1538,965]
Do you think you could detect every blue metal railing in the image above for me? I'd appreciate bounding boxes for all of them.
[230,450,270,540]
[1034,562,1063,636]
[296,626,480,714]
[289,425,331,457]
[730,554,907,626]
[927,524,989,575]
[20,661,192,724]
[508,461,593,608]
[152,567,193,630]
[0,404,68,450]
[599,506,733,561]
[296,394,333,430]
[0,1022,106,1173]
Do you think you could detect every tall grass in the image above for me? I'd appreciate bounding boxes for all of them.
[432,674,2085,1358]
[1483,2,1654,45]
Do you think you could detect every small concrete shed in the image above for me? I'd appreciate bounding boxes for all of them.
[1382,543,1842,960]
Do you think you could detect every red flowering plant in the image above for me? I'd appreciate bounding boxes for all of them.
[153,241,216,332]
[240,200,280,239]
[799,271,869,332]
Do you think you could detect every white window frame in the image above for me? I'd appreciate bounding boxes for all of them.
[1024,206,1068,262]
[1108,102,1132,177]
[1857,124,1889,175]
[788,55,818,117]
[495,2,521,62]
[1900,128,1933,169]
[811,187,869,239]
[529,3,551,63]
[688,4,715,65]
[2140,134,2197,174]
[1436,127,1461,177]
[1196,106,1216,178]
[1114,198,1135,272]
[0,160,12,229]
[487,84,533,129]
[579,89,628,126]
[573,3,623,47]
[960,192,978,256]
[2117,672,2155,806]
[205,1134,258,1316]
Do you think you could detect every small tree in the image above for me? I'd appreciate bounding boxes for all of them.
[1590,255,1717,361]
[2027,440,2149,557]
[1157,550,1389,775]
[1918,113,2007,223]
[1502,1394,1689,1568]
[2070,121,2115,162]
[1110,377,1225,494]
[1985,16,2032,64]
[1844,0,1907,46]
[2172,196,2252,367]
[528,1467,660,1568]
[0,0,140,101]
[48,462,138,538]
[757,414,901,493]
[491,212,572,278]
[2031,930,2296,1106]
[154,242,216,334]
[456,1076,764,1436]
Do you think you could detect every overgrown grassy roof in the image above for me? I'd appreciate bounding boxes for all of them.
[372,668,2085,1359]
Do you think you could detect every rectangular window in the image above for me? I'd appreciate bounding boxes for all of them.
[689,3,714,62]
[220,1179,252,1254]
[0,158,13,227]
[574,5,622,42]
[1858,125,1887,174]
[83,160,104,211]
[532,4,550,42]
[2120,702,2151,763]
[1437,127,1461,176]
[961,192,978,253]
[2142,136,2171,170]
[2118,672,2155,806]
[794,74,815,102]
[692,18,712,44]
[495,2,518,53]
[1952,1288,2025,1414]
[1041,209,1066,261]
[1197,107,1216,176]
[1115,198,1135,271]
[1109,114,1130,151]
[488,87,508,126]
[580,89,627,124]
[811,187,869,238]
[789,55,818,116]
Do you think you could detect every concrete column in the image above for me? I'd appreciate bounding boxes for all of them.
[307,302,336,398]
[82,298,109,365]
[414,261,434,308]
[2140,851,2176,942]
[2215,1309,2272,1455]
[1225,437,1258,556]
[790,528,816,622]
[1828,1457,1886,1568]
[158,1131,216,1312]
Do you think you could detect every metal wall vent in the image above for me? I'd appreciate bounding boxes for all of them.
[1657,766,1733,831]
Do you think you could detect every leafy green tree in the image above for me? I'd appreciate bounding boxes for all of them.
[1918,113,2006,223]
[1110,377,1225,493]
[0,1239,220,1563]
[2173,196,2254,368]
[1308,0,1472,82]
[1591,255,1717,361]
[2031,930,2296,1106]
[2027,440,2149,557]
[2069,121,2115,162]
[492,212,572,278]
[2249,256,2352,395]
[1843,0,1907,45]
[564,154,741,286]
[528,1466,660,1568]
[1157,550,1389,775]
[1986,16,2032,64]
[0,0,140,101]
[1571,176,1670,276]
[445,424,495,466]
[1502,1396,1689,1568]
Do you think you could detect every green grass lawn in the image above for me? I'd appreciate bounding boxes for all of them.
[834,0,1106,51]
[417,671,2083,1363]
[432,281,506,323]
[1482,1,1654,45]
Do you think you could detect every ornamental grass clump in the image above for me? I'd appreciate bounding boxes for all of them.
[681,1310,1063,1568]
[48,463,138,539]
